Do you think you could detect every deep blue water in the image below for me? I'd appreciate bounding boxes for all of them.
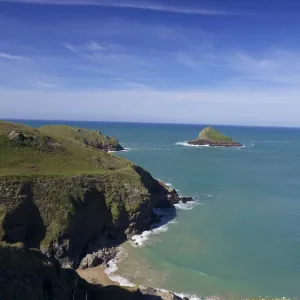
[10,119,300,299]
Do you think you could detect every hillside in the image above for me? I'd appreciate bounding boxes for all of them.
[198,126,233,142]
[40,125,124,152]
[0,121,179,271]
[188,126,242,147]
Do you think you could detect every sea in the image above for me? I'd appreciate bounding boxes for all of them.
[11,120,300,299]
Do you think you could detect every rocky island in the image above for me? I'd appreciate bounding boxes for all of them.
[188,126,242,147]
[40,125,125,152]
[0,121,191,300]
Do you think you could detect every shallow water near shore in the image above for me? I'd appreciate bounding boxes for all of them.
[16,120,300,299]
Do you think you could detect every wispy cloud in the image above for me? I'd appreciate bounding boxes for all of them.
[0,0,231,15]
[36,80,61,88]
[85,41,106,51]
[0,52,24,60]
[63,43,77,53]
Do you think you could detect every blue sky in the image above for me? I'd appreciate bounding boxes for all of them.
[1,0,300,126]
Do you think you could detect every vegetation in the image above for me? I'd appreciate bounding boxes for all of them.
[198,126,233,142]
[40,125,124,151]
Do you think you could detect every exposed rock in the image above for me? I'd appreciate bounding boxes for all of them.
[79,247,118,270]
[40,125,125,152]
[139,286,186,300]
[8,130,35,143]
[180,196,193,204]
[188,126,242,147]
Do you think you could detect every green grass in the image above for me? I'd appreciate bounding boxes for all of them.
[198,126,233,142]
[40,125,122,150]
[0,121,130,176]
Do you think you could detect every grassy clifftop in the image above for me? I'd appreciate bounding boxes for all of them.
[40,125,124,151]
[0,121,130,176]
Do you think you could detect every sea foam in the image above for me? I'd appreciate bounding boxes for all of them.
[108,148,131,153]
[174,199,200,211]
[175,141,210,147]
[105,247,136,287]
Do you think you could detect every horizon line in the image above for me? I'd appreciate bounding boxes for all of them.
[2,118,300,129]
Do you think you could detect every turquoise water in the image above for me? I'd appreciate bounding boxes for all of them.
[13,120,300,298]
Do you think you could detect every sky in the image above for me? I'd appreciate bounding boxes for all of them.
[0,0,300,126]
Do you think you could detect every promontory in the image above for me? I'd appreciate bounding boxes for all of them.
[40,125,124,152]
[188,126,242,147]
[0,120,189,300]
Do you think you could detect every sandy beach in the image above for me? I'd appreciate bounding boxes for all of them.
[77,266,117,286]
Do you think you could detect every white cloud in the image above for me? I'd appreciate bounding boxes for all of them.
[0,52,24,60]
[0,0,230,15]
[36,81,61,88]
[85,41,106,51]
[63,42,78,53]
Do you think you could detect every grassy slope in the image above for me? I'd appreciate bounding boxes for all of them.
[0,121,130,176]
[198,126,233,142]
[40,125,122,149]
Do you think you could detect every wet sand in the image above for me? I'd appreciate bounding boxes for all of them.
[77,266,116,286]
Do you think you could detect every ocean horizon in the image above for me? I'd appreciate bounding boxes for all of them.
[3,118,300,129]
[8,119,300,299]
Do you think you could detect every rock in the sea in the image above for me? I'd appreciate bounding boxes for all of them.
[180,196,193,204]
[187,126,242,147]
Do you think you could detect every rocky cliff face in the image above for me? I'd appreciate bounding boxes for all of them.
[0,172,179,269]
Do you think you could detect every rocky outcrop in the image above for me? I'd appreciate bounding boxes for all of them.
[79,247,118,270]
[139,286,187,300]
[39,125,125,152]
[188,126,242,147]
[7,130,64,151]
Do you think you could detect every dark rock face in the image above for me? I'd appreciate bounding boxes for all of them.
[2,183,46,248]
[180,196,193,204]
[79,247,118,270]
[8,130,65,152]
[84,137,124,152]
[187,139,242,147]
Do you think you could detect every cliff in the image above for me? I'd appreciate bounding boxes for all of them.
[40,125,124,151]
[188,126,242,147]
[0,243,184,300]
[0,121,188,299]
[0,121,179,267]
